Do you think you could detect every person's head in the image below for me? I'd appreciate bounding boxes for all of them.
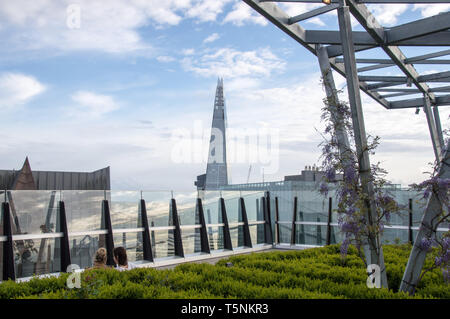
[94,247,107,265]
[113,247,128,266]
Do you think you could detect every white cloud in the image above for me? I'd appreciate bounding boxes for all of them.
[413,4,450,18]
[0,72,46,108]
[223,2,268,26]
[182,48,196,55]
[0,0,234,55]
[71,91,119,117]
[186,0,233,22]
[181,47,285,79]
[367,4,409,26]
[156,55,176,63]
[203,32,220,44]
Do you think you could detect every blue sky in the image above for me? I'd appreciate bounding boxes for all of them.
[0,1,448,190]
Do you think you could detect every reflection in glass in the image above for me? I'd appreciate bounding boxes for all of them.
[14,238,61,278]
[69,234,101,269]
[64,191,104,232]
[181,228,201,255]
[202,191,222,224]
[249,224,265,245]
[229,225,239,249]
[240,191,264,222]
[222,191,240,223]
[279,223,292,244]
[109,191,141,229]
[296,224,327,246]
[143,192,172,227]
[152,230,175,259]
[7,190,59,235]
[174,191,199,225]
[208,226,224,250]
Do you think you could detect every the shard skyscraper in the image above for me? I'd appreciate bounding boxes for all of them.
[195,78,229,190]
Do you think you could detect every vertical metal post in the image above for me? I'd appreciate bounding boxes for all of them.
[432,106,445,152]
[196,198,211,254]
[408,199,413,245]
[400,144,450,294]
[424,96,443,161]
[337,0,388,288]
[275,197,280,244]
[58,201,71,272]
[220,197,233,251]
[291,197,298,246]
[101,200,115,266]
[139,199,154,262]
[239,197,252,248]
[170,199,184,258]
[326,197,333,246]
[2,202,15,281]
[263,193,273,244]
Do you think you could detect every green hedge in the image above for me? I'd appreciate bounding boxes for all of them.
[1,244,448,299]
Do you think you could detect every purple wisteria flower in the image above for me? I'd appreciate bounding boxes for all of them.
[326,168,336,181]
[419,237,433,252]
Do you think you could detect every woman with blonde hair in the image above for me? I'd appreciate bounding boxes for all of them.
[89,247,109,269]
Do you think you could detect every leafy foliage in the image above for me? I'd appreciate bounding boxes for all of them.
[1,244,448,299]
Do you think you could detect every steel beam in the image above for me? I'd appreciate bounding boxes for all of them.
[346,0,436,104]
[240,197,253,248]
[139,199,154,261]
[275,197,280,244]
[101,200,115,266]
[326,44,376,57]
[243,0,390,109]
[432,106,445,150]
[196,198,211,254]
[306,30,450,46]
[170,198,184,258]
[220,197,233,250]
[400,143,450,294]
[288,3,339,24]
[360,72,450,83]
[291,196,298,245]
[263,192,274,244]
[338,1,388,288]
[423,95,444,161]
[386,12,450,43]
[358,64,394,72]
[326,197,333,246]
[390,94,450,108]
[2,202,15,281]
[375,86,450,93]
[404,49,450,63]
[58,201,72,272]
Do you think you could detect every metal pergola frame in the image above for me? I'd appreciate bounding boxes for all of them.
[244,0,448,155]
[243,0,449,293]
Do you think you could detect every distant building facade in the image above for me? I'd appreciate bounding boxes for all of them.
[0,157,110,190]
